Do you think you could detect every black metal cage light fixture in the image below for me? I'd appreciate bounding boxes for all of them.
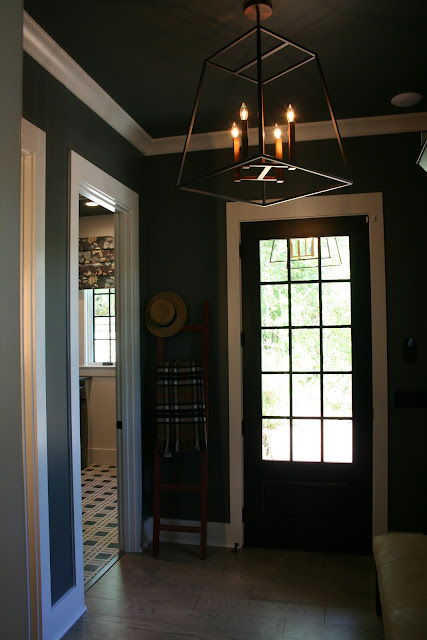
[177,0,353,207]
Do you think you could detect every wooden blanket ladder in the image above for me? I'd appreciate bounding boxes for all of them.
[152,301,209,559]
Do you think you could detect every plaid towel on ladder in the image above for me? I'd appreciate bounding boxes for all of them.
[156,360,207,454]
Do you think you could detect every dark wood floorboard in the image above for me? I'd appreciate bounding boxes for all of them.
[63,543,384,640]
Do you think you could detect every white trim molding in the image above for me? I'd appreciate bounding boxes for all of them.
[114,189,143,553]
[79,366,116,378]
[23,12,152,155]
[21,119,88,640]
[23,11,427,158]
[226,193,388,548]
[21,118,47,640]
[148,112,427,156]
[141,517,231,551]
[159,520,230,549]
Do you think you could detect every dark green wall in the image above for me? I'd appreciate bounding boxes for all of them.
[23,53,146,604]
[142,152,230,523]
[0,2,30,636]
[344,134,426,532]
[144,133,427,533]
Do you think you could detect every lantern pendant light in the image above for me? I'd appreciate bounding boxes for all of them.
[177,0,353,207]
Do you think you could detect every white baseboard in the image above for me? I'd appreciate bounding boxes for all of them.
[142,517,232,549]
[159,519,231,548]
[51,604,86,640]
[142,516,153,549]
[88,448,117,466]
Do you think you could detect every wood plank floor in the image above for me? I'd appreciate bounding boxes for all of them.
[63,543,384,639]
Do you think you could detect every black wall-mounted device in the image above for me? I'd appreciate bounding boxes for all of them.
[403,337,417,363]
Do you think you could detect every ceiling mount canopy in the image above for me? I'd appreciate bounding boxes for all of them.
[177,1,353,207]
[243,0,272,21]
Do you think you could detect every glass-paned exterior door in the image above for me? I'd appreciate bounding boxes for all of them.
[241,216,372,552]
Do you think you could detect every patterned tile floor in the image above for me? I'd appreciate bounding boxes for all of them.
[81,464,119,587]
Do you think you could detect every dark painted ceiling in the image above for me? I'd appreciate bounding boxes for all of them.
[24,1,427,138]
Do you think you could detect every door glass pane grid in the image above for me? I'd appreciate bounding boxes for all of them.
[260,236,353,464]
[290,237,319,281]
[260,237,351,285]
[287,240,293,461]
[319,238,324,462]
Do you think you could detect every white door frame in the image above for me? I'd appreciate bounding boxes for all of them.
[69,151,142,569]
[21,119,90,640]
[21,117,48,640]
[226,193,388,549]
[20,129,142,640]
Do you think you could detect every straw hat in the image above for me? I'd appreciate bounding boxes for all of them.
[145,292,187,337]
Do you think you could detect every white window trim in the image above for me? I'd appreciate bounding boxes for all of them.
[83,289,94,365]
[83,288,117,367]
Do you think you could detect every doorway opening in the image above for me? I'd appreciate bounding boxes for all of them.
[78,197,119,588]
[69,151,142,606]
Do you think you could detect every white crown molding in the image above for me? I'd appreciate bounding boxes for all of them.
[150,112,427,156]
[23,12,427,158]
[339,112,427,139]
[23,11,153,155]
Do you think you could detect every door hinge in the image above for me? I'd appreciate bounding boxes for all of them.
[242,507,246,523]
[242,420,245,436]
[239,243,244,259]
[117,420,123,430]
[241,331,245,347]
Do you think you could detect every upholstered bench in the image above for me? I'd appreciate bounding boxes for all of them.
[373,533,427,639]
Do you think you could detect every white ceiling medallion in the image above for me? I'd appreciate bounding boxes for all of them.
[391,92,423,108]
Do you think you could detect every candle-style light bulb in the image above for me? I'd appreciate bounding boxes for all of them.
[240,102,249,121]
[287,104,296,166]
[240,103,249,159]
[274,124,284,183]
[231,122,241,182]
[231,122,240,139]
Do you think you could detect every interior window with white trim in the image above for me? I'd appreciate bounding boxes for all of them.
[93,288,116,363]
[82,288,116,365]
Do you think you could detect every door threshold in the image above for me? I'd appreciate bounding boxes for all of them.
[84,552,123,592]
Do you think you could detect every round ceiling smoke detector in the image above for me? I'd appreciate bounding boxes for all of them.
[391,92,423,108]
